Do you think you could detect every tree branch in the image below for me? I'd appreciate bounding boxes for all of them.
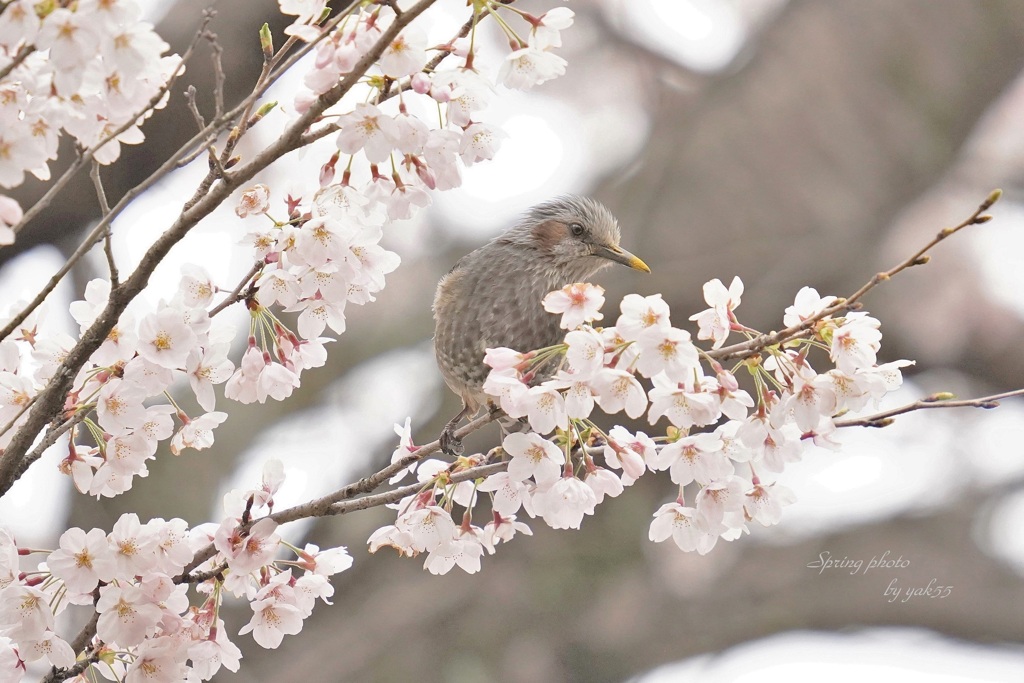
[709,189,1001,362]
[834,388,1024,428]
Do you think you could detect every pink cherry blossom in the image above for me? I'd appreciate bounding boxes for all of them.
[591,367,647,418]
[689,276,743,349]
[499,42,567,89]
[651,432,731,486]
[830,313,882,373]
[604,426,655,485]
[633,325,699,382]
[744,480,797,526]
[531,475,598,529]
[520,384,569,434]
[423,535,485,575]
[563,327,605,379]
[137,307,197,369]
[647,374,720,428]
[477,472,529,515]
[169,411,228,455]
[542,282,605,330]
[615,293,671,341]
[649,502,719,555]
[783,286,837,327]
[48,527,118,594]
[336,103,399,163]
[503,432,563,485]
[96,584,162,646]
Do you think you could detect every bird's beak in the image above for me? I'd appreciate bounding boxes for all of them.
[593,244,651,273]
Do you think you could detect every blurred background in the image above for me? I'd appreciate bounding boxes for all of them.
[4,0,1024,680]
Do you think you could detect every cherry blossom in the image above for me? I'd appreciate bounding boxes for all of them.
[478,473,530,515]
[503,432,563,486]
[15,630,75,669]
[783,286,837,327]
[484,514,533,548]
[499,41,568,89]
[604,426,655,485]
[563,327,606,378]
[48,528,118,595]
[520,384,569,434]
[423,535,485,575]
[235,183,271,218]
[137,307,197,369]
[169,411,228,455]
[615,293,671,341]
[830,313,882,373]
[0,584,53,642]
[531,7,575,49]
[96,584,163,646]
[531,475,598,529]
[651,432,731,486]
[689,276,744,348]
[542,282,605,330]
[591,367,647,418]
[633,325,699,382]
[649,502,720,555]
[336,103,399,163]
[744,480,797,526]
[647,373,720,428]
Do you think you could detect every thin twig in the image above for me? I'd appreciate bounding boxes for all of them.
[10,409,90,489]
[209,31,226,119]
[185,85,206,130]
[834,388,1024,428]
[325,461,508,516]
[0,393,37,440]
[178,408,498,577]
[710,189,1002,362]
[0,42,34,81]
[89,161,119,285]
[209,261,262,317]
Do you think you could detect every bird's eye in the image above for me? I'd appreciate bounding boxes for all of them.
[569,222,585,237]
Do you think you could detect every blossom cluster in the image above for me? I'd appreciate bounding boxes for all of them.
[0,0,179,241]
[0,0,577,500]
[278,0,575,223]
[371,279,913,569]
[0,460,351,681]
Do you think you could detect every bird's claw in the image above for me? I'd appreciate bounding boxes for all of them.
[440,424,464,456]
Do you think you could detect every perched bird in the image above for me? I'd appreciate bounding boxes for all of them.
[432,195,650,455]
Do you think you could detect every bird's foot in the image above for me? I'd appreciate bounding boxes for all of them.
[440,423,464,456]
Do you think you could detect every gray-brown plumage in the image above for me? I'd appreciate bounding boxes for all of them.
[433,195,650,454]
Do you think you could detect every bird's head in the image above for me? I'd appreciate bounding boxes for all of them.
[505,195,650,280]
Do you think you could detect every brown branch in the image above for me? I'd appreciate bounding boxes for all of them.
[179,408,499,576]
[833,388,1024,429]
[709,189,1002,362]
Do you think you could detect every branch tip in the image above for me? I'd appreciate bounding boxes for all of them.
[981,188,1003,211]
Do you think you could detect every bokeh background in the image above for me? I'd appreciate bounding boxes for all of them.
[4,0,1024,680]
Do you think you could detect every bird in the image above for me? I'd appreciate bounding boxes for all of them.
[432,195,650,455]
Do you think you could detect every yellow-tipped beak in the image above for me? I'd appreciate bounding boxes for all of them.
[595,244,651,273]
